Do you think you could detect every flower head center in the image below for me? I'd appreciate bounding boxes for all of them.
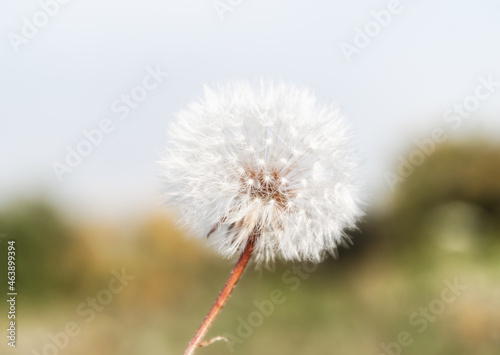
[242,168,290,209]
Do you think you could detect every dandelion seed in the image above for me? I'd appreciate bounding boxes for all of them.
[159,80,364,355]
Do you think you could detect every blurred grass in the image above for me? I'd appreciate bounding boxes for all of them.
[0,140,499,354]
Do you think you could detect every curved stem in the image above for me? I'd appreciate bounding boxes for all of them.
[183,237,255,355]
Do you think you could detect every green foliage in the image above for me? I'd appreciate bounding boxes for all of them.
[0,200,88,302]
[386,140,500,250]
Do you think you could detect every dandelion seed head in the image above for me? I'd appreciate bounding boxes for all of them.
[160,81,364,264]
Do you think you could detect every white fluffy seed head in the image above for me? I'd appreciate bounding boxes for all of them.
[160,81,364,265]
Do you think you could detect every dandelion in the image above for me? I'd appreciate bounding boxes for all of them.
[159,81,363,354]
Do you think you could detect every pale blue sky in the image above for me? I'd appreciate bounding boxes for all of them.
[1,0,500,217]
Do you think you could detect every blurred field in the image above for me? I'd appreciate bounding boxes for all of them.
[1,140,499,355]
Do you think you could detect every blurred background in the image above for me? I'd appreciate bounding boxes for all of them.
[1,1,499,354]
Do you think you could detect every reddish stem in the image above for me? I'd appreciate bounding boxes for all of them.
[183,237,255,355]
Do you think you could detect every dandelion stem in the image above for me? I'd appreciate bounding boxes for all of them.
[183,235,256,355]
